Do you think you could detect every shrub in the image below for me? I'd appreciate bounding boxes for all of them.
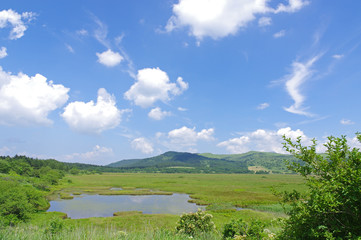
[176,210,215,236]
[44,217,65,235]
[278,134,361,239]
[222,218,269,240]
[0,178,48,226]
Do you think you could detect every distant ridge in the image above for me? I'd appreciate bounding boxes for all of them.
[107,151,296,173]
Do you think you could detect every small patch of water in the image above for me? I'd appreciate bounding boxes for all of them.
[47,193,204,219]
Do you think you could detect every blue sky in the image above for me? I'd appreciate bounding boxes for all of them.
[0,0,360,165]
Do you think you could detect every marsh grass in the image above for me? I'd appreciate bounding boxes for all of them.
[0,224,220,240]
[62,173,305,207]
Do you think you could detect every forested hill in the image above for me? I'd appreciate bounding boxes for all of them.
[199,152,297,173]
[107,151,251,173]
[107,151,298,174]
[0,155,121,176]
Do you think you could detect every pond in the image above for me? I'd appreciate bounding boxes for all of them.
[47,193,204,219]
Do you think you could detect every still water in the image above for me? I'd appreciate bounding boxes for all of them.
[47,193,203,219]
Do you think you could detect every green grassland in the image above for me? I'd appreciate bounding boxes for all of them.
[1,172,306,239]
[61,173,306,207]
[28,173,305,237]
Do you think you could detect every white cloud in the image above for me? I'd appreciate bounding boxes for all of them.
[76,29,88,36]
[349,136,361,150]
[167,126,215,149]
[93,16,110,48]
[257,102,270,110]
[96,49,123,67]
[65,44,74,53]
[178,107,187,111]
[218,127,310,154]
[131,137,154,154]
[62,145,113,164]
[148,107,171,120]
[0,9,35,40]
[124,67,188,108]
[274,0,310,13]
[273,29,286,38]
[62,88,128,134]
[258,17,272,27]
[166,0,308,40]
[332,54,344,59]
[340,119,355,125]
[283,55,320,116]
[0,66,69,126]
[0,47,7,58]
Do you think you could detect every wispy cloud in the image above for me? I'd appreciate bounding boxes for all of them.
[65,44,74,53]
[257,102,270,110]
[273,30,286,38]
[332,54,344,59]
[340,119,355,125]
[283,55,321,117]
[92,15,111,48]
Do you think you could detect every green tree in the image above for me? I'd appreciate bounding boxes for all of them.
[278,134,361,239]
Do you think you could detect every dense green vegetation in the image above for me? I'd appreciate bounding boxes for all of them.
[277,135,361,239]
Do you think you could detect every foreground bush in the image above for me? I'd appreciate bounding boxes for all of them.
[222,218,274,240]
[0,178,48,226]
[278,134,361,239]
[176,210,216,236]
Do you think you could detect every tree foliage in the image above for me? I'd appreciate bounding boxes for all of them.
[278,134,361,239]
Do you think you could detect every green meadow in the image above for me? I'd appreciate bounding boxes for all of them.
[4,173,303,239]
[61,173,306,207]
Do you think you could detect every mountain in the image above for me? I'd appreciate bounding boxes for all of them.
[107,151,251,173]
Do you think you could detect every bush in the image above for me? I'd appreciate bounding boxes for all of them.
[278,134,361,239]
[0,179,48,226]
[176,210,215,236]
[44,217,65,235]
[222,218,270,239]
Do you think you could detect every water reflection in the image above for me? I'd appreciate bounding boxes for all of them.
[47,193,203,219]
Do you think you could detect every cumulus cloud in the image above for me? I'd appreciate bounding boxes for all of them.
[273,29,286,38]
[0,47,7,58]
[283,55,320,116]
[167,126,215,149]
[148,107,171,120]
[257,102,270,110]
[166,0,308,40]
[131,137,154,154]
[218,127,310,154]
[62,88,128,134]
[0,66,69,126]
[340,119,355,125]
[62,145,113,164]
[96,49,123,67]
[0,9,35,40]
[124,67,188,108]
[258,17,272,27]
